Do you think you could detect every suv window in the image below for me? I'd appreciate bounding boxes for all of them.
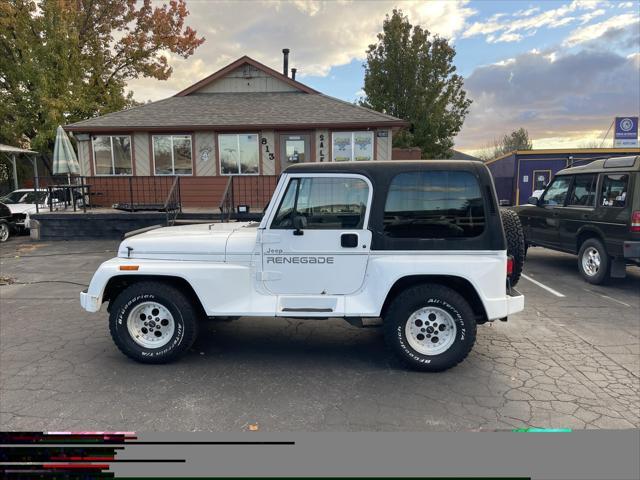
[541,176,571,206]
[271,176,369,229]
[383,171,485,239]
[568,174,597,207]
[600,174,628,207]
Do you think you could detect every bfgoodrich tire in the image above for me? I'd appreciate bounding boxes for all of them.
[109,281,199,363]
[578,238,611,285]
[384,284,476,372]
[500,209,525,287]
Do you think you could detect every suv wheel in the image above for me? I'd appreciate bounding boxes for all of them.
[578,238,611,284]
[109,281,200,363]
[500,209,525,287]
[384,284,476,372]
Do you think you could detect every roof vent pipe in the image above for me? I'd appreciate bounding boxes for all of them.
[291,68,297,81]
[282,48,290,77]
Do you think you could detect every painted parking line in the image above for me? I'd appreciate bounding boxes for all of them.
[521,273,566,298]
[583,288,632,308]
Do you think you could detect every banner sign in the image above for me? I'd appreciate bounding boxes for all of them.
[614,116,638,147]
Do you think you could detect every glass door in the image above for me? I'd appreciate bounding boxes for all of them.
[280,134,311,171]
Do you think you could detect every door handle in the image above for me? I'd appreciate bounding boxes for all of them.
[341,233,358,248]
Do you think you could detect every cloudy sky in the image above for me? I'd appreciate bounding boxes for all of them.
[126,0,640,154]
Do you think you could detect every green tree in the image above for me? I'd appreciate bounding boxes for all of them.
[477,128,533,160]
[501,127,533,152]
[0,0,204,158]
[360,9,471,159]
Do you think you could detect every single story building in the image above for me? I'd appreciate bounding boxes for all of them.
[64,53,407,208]
[485,148,640,206]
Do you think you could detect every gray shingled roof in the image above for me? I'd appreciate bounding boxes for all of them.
[66,92,405,130]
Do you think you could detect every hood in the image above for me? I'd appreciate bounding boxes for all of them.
[6,204,37,215]
[118,222,259,262]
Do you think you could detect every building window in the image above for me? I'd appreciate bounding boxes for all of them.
[219,134,259,174]
[92,136,132,175]
[153,135,193,175]
[332,131,374,162]
[383,171,485,239]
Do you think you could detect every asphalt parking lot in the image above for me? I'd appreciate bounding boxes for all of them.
[1,237,638,431]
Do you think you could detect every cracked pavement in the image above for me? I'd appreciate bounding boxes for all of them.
[1,237,638,431]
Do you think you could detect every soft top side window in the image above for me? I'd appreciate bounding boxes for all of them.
[271,176,369,230]
[600,174,628,208]
[383,171,485,239]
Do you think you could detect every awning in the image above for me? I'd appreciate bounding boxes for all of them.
[0,143,37,154]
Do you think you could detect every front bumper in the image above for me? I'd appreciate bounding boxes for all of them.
[80,289,101,312]
[623,241,640,259]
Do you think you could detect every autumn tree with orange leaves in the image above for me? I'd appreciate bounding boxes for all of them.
[0,0,204,157]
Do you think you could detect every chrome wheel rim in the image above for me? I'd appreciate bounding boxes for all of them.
[405,306,457,356]
[0,224,8,242]
[582,247,601,277]
[127,301,175,349]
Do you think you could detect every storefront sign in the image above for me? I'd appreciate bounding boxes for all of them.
[318,133,326,162]
[614,117,638,147]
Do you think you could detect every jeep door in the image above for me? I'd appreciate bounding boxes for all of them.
[261,174,372,296]
[527,175,572,248]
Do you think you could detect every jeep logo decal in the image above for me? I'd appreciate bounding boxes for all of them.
[266,256,334,264]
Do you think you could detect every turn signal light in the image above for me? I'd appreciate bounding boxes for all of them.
[507,256,514,276]
[631,211,640,233]
[119,265,139,271]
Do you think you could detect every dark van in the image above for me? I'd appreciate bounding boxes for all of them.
[515,155,640,284]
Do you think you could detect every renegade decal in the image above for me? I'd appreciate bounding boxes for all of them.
[266,256,334,264]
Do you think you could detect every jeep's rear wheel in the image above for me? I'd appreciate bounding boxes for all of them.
[109,281,199,363]
[500,209,525,287]
[384,284,476,372]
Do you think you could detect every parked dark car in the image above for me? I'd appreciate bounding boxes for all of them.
[514,155,640,284]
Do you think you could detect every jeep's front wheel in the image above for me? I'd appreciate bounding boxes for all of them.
[109,281,199,363]
[384,284,476,372]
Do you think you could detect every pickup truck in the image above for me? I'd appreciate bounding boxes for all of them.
[81,161,525,372]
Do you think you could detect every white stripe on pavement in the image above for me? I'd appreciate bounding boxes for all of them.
[583,288,632,308]
[521,274,566,297]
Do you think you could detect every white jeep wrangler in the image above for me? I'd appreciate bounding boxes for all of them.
[81,161,525,371]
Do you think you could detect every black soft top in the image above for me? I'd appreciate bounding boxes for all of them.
[285,160,505,251]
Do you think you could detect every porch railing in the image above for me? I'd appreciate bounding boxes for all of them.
[218,175,279,221]
[164,176,182,226]
[33,176,182,219]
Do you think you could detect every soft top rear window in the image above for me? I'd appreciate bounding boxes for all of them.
[383,171,485,239]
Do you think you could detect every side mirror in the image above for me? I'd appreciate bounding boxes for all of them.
[527,196,539,206]
[292,215,307,236]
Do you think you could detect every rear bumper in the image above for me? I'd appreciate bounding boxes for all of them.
[507,289,525,315]
[623,241,640,259]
